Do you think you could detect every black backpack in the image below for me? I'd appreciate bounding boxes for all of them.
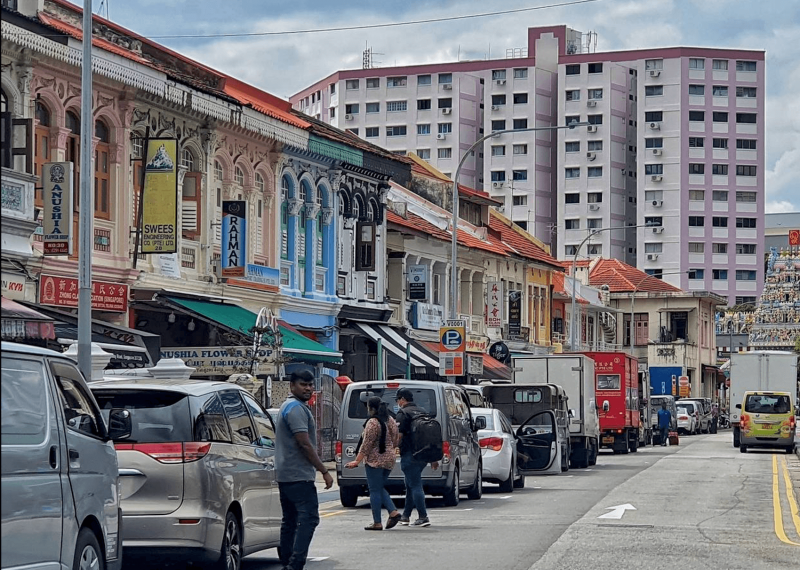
[407,409,443,463]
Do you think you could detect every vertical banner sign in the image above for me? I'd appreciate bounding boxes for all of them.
[508,290,522,337]
[222,200,247,278]
[789,229,800,246]
[408,264,428,300]
[42,162,74,255]
[141,139,178,253]
[486,281,503,328]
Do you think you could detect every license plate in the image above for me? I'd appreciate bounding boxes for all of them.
[759,424,774,430]
[602,436,614,444]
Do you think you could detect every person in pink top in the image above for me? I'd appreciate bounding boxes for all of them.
[345,397,403,530]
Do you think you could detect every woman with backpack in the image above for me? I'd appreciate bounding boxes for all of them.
[345,396,403,530]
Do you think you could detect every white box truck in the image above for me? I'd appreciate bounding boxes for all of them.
[511,355,600,468]
[730,351,799,447]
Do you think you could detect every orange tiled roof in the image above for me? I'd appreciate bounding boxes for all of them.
[588,259,682,293]
[386,210,508,256]
[222,77,309,129]
[488,213,561,268]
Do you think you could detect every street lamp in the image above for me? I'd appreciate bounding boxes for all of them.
[568,222,657,350]
[449,121,590,319]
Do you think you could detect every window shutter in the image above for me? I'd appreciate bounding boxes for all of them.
[181,202,198,232]
[356,221,376,271]
[256,207,263,256]
[213,215,221,244]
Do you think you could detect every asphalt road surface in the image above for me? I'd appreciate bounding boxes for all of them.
[134,432,800,570]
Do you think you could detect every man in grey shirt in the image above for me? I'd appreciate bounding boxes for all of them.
[276,370,333,570]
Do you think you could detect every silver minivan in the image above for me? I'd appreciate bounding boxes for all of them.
[1,342,130,570]
[336,380,484,508]
[89,377,281,570]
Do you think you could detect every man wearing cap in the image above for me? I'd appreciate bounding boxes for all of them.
[395,388,439,527]
[276,370,333,570]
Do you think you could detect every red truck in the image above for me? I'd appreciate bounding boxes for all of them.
[583,352,642,454]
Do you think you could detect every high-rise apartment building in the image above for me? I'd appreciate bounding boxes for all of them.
[292,26,765,302]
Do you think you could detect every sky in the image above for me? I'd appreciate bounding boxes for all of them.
[85,0,799,213]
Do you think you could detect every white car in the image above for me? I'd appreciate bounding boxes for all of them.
[471,407,524,492]
[676,406,697,435]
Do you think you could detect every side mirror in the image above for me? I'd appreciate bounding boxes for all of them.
[735,403,742,410]
[107,408,132,440]
[473,416,487,431]
[602,401,610,413]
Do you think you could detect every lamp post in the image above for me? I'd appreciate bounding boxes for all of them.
[568,223,657,351]
[449,122,590,319]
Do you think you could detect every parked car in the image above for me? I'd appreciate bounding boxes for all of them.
[336,380,484,507]
[678,401,704,435]
[738,391,797,454]
[679,397,712,433]
[1,342,130,570]
[675,405,697,435]
[267,407,280,426]
[464,384,493,408]
[90,377,280,570]
[471,407,524,492]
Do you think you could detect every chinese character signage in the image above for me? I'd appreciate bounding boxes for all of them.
[39,274,128,312]
[508,290,522,337]
[42,162,74,255]
[141,139,178,253]
[486,281,503,328]
[408,264,427,300]
[222,200,247,278]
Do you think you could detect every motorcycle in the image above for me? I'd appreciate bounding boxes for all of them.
[718,413,730,429]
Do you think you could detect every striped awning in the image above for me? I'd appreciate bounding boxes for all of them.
[351,323,438,369]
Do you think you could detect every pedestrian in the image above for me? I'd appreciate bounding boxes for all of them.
[395,388,439,527]
[657,402,671,447]
[711,403,719,434]
[345,396,403,530]
[275,370,334,570]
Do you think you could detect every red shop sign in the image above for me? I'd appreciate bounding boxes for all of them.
[39,274,129,313]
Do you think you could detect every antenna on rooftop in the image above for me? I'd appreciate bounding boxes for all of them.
[362,43,384,69]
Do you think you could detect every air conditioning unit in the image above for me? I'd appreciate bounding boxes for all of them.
[442,108,452,115]
[652,227,664,234]
[647,253,659,261]
[589,204,601,211]
[587,125,598,133]
[436,133,447,140]
[587,100,597,107]
[491,105,500,111]
[649,122,661,130]
[496,79,506,85]
[586,152,596,161]
[344,113,353,120]
[442,83,453,90]
[649,70,661,77]
[652,148,662,156]
[492,181,504,188]
[652,200,663,207]
[651,175,663,182]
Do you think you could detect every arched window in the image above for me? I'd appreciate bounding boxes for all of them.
[94,119,111,219]
[33,101,52,205]
[214,160,223,181]
[235,166,244,186]
[280,176,290,260]
[182,148,201,240]
[255,172,265,193]
[181,148,194,170]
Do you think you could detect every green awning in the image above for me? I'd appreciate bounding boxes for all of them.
[165,296,342,364]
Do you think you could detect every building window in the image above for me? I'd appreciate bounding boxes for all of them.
[645,111,663,122]
[688,216,704,227]
[689,163,705,175]
[688,137,704,148]
[346,79,359,90]
[587,140,603,151]
[490,69,506,81]
[514,68,528,79]
[387,76,407,88]
[346,128,359,136]
[646,138,665,148]
[438,122,452,134]
[736,113,757,124]
[735,296,757,305]
[587,114,603,125]
[235,166,244,186]
[587,88,603,100]
[565,245,578,256]
[438,98,453,109]
[491,120,506,131]
[644,216,662,227]
[418,75,432,85]
[512,195,528,206]
[565,64,580,75]
[587,192,602,203]
[712,59,728,70]
[513,118,528,129]
[329,107,336,119]
[688,269,704,279]
[712,85,728,97]
[513,93,528,104]
[512,170,528,181]
[345,103,359,115]
[365,127,379,138]
[644,269,663,278]
[587,167,603,178]
[387,101,408,112]
[565,141,580,153]
[565,219,580,229]
[93,119,111,219]
[712,111,728,122]
[689,58,705,70]
[587,218,602,229]
[689,110,705,122]
[587,63,603,74]
[438,73,453,84]
[645,59,664,70]
[736,139,757,150]
[565,194,580,204]
[513,144,528,155]
[645,86,664,96]
[736,191,757,203]
[712,190,728,201]
[565,167,580,179]
[644,164,663,175]
[689,84,705,96]
[366,78,380,89]
[736,165,757,177]
[712,164,728,175]
[712,243,727,253]
[491,171,506,182]
[417,124,430,135]
[713,138,728,149]
[417,99,431,110]
[736,270,756,281]
[712,216,728,227]
[736,61,757,72]
[712,269,728,280]
[689,190,705,201]
[365,102,380,113]
[386,125,407,137]
[417,148,431,159]
[736,243,756,254]
[736,217,757,228]
[491,145,506,156]
[565,90,581,101]
[438,148,452,159]
[688,242,704,253]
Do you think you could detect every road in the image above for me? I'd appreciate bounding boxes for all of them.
[141,433,800,570]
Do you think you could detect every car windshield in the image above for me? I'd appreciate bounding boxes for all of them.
[93,389,192,442]
[475,414,495,430]
[744,394,791,414]
[348,387,437,419]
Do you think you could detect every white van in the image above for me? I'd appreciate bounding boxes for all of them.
[1,342,131,570]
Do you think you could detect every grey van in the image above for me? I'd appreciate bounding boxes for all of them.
[1,342,131,570]
[89,377,280,570]
[336,380,483,508]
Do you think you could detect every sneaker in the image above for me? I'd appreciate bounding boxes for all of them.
[411,517,431,527]
[398,517,411,526]
[386,513,402,529]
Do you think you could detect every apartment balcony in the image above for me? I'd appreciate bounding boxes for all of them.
[647,340,699,371]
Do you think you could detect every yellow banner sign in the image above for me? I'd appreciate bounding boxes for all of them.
[141,139,178,253]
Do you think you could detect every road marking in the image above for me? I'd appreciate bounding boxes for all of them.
[308,557,330,562]
[780,455,800,538]
[321,510,346,518]
[499,495,512,499]
[598,503,636,520]
[772,455,800,546]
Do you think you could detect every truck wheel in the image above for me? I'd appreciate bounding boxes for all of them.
[588,440,598,466]
[339,486,359,508]
[733,427,740,448]
[739,445,747,453]
[560,447,569,472]
[443,467,460,507]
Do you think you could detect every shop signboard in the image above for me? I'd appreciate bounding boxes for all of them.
[222,200,247,278]
[407,264,427,300]
[39,274,128,312]
[42,162,74,255]
[141,139,178,254]
[160,345,277,377]
[439,320,466,376]
[508,290,522,337]
[411,301,444,331]
[486,281,503,328]
[244,264,280,287]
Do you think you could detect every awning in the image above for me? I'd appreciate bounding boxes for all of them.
[352,323,439,370]
[480,353,513,381]
[1,297,55,341]
[163,296,342,364]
